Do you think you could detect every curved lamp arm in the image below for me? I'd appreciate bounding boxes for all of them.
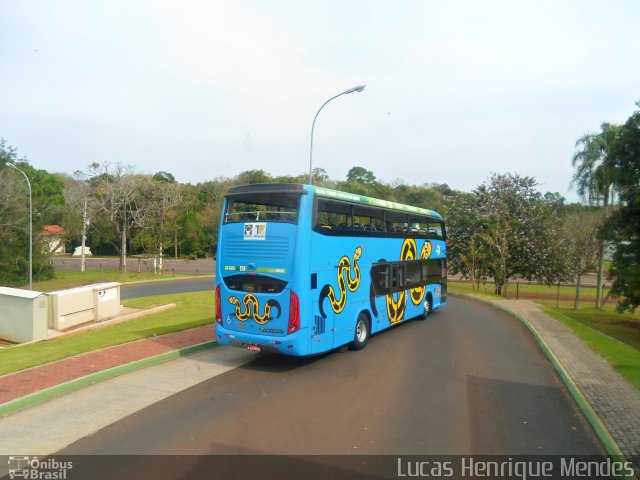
[309,85,366,184]
[6,162,33,290]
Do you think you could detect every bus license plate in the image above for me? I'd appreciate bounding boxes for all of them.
[246,344,261,352]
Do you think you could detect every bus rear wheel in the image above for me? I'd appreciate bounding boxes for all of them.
[350,313,370,350]
[420,294,433,320]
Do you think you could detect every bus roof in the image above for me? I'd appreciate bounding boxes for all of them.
[311,185,443,220]
[225,183,443,220]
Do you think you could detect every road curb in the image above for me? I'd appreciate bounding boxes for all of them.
[0,340,217,419]
[451,292,627,463]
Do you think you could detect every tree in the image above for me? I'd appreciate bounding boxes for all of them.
[153,171,176,184]
[445,192,490,288]
[57,173,96,270]
[0,139,63,285]
[571,122,621,308]
[562,206,602,310]
[0,160,31,285]
[606,103,640,312]
[235,169,272,185]
[309,167,329,185]
[446,174,567,296]
[392,183,442,213]
[346,166,377,185]
[84,162,143,270]
[136,175,183,267]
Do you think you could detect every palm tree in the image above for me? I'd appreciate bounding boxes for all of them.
[571,122,620,308]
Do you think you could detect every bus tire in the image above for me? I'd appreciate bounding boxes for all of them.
[350,313,370,350]
[420,293,433,320]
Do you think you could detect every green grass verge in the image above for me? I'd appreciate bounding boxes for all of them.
[447,281,503,299]
[536,302,640,350]
[0,292,215,377]
[451,279,611,302]
[542,307,640,390]
[30,270,200,292]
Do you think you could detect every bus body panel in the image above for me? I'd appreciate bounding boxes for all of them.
[217,220,297,337]
[215,184,446,356]
[309,233,446,341]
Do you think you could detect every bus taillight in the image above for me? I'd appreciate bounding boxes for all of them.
[288,290,300,334]
[215,284,222,325]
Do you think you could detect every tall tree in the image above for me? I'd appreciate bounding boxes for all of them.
[235,169,272,185]
[445,192,490,288]
[0,139,64,285]
[607,103,640,312]
[346,166,377,185]
[136,175,182,268]
[85,162,142,270]
[571,122,621,308]
[562,206,602,310]
[447,174,567,296]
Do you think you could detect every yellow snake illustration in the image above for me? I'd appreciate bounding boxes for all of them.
[228,294,280,325]
[386,239,432,324]
[319,246,362,317]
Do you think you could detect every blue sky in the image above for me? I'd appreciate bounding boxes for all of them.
[1,0,639,201]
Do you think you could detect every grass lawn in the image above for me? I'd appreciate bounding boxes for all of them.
[0,291,215,377]
[449,281,640,389]
[29,270,205,292]
[452,280,611,303]
[536,302,640,350]
[542,307,640,390]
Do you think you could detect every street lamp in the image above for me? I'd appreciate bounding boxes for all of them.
[5,162,33,290]
[309,84,366,185]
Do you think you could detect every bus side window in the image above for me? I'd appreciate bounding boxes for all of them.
[353,205,384,235]
[427,220,443,239]
[315,199,352,233]
[372,262,418,295]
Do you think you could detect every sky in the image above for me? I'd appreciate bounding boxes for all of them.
[1,0,639,201]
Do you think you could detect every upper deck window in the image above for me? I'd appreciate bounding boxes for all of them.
[225,192,300,224]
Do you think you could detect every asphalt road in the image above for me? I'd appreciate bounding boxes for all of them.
[56,296,602,478]
[52,256,215,275]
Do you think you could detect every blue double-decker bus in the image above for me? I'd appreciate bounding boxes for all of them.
[215,183,447,356]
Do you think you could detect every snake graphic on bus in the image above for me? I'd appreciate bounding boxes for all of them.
[228,294,281,325]
[319,246,362,318]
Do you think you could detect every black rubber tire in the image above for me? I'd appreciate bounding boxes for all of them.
[350,313,370,350]
[419,294,433,320]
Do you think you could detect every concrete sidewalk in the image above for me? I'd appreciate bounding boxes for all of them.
[0,295,638,469]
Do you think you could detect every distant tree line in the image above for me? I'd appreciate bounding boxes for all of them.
[0,100,637,312]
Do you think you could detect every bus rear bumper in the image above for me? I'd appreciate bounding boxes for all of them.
[215,326,308,356]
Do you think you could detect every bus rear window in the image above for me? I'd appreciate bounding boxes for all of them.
[225,193,300,223]
[223,274,288,293]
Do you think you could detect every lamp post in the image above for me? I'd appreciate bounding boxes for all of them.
[309,84,366,185]
[6,162,33,290]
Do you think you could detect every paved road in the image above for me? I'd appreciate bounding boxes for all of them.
[56,296,602,477]
[52,256,215,275]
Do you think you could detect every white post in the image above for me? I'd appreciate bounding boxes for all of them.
[81,198,88,273]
